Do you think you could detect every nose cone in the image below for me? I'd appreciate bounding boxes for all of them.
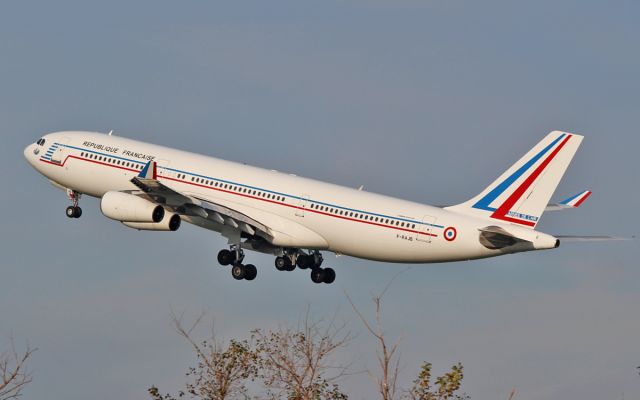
[24,144,37,167]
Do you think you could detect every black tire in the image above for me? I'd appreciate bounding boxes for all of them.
[231,264,246,280]
[323,267,335,284]
[244,264,257,281]
[66,206,76,218]
[275,256,290,271]
[217,250,235,266]
[311,268,325,284]
[297,255,313,270]
[73,207,82,218]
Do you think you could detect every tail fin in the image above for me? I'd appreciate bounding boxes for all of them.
[446,131,583,228]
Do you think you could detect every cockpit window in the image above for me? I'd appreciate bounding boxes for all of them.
[37,138,46,146]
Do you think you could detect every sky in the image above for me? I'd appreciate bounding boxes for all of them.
[1,1,639,399]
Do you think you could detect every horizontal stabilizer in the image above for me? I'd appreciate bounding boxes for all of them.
[546,190,592,211]
[555,235,635,242]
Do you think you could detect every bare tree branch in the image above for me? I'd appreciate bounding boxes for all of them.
[149,312,258,400]
[345,281,404,400]
[253,308,351,400]
[0,337,36,400]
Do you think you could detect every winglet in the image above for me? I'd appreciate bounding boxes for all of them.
[559,190,592,208]
[138,160,157,180]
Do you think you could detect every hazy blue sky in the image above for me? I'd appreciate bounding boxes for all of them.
[1,1,639,399]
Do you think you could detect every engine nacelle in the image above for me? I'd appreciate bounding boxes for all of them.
[101,191,164,223]
[122,214,181,231]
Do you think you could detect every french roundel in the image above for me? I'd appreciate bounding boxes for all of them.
[444,227,457,241]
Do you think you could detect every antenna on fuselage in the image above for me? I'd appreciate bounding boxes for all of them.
[108,130,113,136]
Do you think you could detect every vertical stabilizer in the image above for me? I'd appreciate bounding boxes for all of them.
[446,131,583,228]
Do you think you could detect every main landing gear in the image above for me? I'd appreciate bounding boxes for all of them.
[217,247,257,281]
[217,248,336,284]
[275,251,335,284]
[65,189,82,219]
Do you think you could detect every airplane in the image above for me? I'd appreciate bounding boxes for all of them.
[23,130,615,284]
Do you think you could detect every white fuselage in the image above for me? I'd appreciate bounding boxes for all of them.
[24,131,558,263]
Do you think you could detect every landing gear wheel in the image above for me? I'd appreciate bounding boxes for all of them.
[311,268,325,284]
[275,256,296,271]
[217,249,235,266]
[275,257,291,271]
[323,267,335,284]
[297,255,313,270]
[231,264,246,280]
[66,206,82,218]
[244,264,257,281]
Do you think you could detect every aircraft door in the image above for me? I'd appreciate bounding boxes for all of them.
[156,159,171,179]
[50,137,70,165]
[295,195,309,217]
[415,215,437,243]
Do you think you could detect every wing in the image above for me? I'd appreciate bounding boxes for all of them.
[545,190,592,211]
[131,172,271,239]
[128,161,328,251]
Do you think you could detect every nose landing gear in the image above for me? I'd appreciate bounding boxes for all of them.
[65,189,82,218]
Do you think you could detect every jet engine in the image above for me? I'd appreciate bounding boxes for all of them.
[122,213,181,231]
[100,191,164,223]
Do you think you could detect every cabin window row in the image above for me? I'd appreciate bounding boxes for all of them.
[185,175,286,202]
[308,203,416,229]
[81,152,142,170]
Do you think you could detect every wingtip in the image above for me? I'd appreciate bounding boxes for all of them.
[138,160,158,180]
